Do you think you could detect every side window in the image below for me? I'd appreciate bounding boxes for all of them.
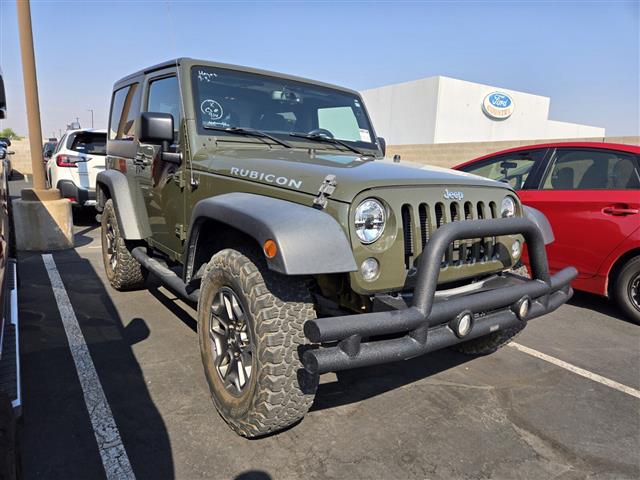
[146,76,182,141]
[109,83,141,141]
[542,149,640,190]
[461,150,544,190]
[54,134,66,153]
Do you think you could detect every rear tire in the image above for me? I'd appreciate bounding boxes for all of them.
[452,322,526,356]
[100,199,146,290]
[613,256,640,324]
[198,247,318,437]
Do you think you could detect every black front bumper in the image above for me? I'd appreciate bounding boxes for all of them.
[303,217,577,374]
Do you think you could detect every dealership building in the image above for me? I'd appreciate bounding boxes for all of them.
[360,76,604,145]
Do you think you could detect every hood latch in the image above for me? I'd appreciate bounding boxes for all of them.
[313,174,337,209]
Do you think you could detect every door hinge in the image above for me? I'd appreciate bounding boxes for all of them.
[175,224,187,241]
[313,174,337,209]
[173,169,187,188]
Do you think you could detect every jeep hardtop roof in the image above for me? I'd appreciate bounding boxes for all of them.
[113,58,360,96]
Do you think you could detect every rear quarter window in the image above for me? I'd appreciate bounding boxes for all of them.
[68,132,107,155]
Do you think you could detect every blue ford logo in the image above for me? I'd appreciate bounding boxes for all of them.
[482,91,514,119]
[488,93,511,108]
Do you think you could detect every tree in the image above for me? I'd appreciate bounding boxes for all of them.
[0,128,22,140]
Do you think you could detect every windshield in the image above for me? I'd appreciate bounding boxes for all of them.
[191,66,377,150]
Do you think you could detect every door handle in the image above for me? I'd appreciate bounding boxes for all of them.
[603,206,639,216]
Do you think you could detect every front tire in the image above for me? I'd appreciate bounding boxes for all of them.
[613,256,640,324]
[101,199,146,290]
[198,248,318,437]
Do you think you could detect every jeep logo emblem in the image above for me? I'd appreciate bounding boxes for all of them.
[443,189,464,200]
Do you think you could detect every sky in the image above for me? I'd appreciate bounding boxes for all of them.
[0,0,638,139]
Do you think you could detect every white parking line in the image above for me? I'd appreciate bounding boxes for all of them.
[509,342,640,400]
[42,254,136,480]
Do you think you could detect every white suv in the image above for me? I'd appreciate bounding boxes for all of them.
[46,129,107,208]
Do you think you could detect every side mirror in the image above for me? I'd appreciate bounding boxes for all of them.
[139,112,182,166]
[0,71,6,120]
[377,137,386,157]
[44,150,53,159]
[139,112,174,147]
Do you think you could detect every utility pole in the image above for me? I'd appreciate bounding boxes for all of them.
[87,109,94,128]
[16,0,46,190]
[14,0,73,251]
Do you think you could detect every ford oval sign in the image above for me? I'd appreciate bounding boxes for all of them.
[482,92,514,120]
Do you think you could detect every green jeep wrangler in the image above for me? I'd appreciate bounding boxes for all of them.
[97,58,576,437]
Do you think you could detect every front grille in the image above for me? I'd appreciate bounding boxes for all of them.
[400,200,499,269]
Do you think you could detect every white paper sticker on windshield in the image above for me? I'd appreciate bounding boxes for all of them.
[359,129,371,143]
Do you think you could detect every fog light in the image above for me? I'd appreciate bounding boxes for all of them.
[515,297,531,320]
[512,240,521,258]
[360,257,380,282]
[451,311,473,338]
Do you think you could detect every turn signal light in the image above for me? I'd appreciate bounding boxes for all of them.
[263,239,278,259]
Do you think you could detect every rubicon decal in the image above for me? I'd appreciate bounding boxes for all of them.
[230,167,303,189]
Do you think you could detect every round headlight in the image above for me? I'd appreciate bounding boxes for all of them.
[501,196,517,218]
[354,199,385,244]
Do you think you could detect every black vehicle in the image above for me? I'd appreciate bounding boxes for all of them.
[0,70,20,479]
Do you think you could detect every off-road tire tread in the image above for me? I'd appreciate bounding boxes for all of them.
[101,199,145,291]
[613,255,640,324]
[452,322,526,355]
[199,248,317,437]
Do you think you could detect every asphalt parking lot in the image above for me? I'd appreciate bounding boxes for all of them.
[11,178,640,480]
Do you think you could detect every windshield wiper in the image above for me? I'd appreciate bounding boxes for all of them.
[203,126,292,148]
[289,132,366,156]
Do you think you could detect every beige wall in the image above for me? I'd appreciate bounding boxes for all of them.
[8,135,639,176]
[386,136,640,169]
[6,139,34,176]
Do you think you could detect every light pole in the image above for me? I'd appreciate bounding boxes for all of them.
[15,0,73,250]
[87,109,94,128]
[16,0,46,191]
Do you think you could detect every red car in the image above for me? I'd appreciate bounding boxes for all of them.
[455,142,640,322]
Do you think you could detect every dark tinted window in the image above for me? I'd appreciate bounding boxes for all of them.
[543,149,640,190]
[43,141,56,154]
[109,83,141,141]
[68,132,107,155]
[461,149,545,190]
[147,76,182,140]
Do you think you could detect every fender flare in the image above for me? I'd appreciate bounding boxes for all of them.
[523,205,554,245]
[185,192,357,276]
[96,169,151,240]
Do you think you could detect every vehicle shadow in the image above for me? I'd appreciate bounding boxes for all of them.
[17,247,175,479]
[311,348,473,412]
[147,281,198,333]
[568,290,632,323]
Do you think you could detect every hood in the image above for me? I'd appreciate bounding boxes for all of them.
[194,147,512,203]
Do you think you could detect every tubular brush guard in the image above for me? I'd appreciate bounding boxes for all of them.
[303,217,577,374]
